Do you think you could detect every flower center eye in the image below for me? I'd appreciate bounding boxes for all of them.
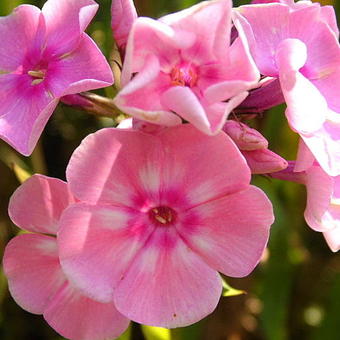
[170,63,198,88]
[28,69,46,85]
[148,206,177,226]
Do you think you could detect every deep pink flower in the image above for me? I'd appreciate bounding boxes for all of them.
[3,175,129,340]
[234,2,340,175]
[114,0,259,135]
[58,125,274,328]
[111,0,137,51]
[0,0,113,155]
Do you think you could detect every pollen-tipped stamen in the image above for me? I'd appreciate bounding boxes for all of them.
[28,70,46,85]
[149,206,177,226]
[170,63,198,88]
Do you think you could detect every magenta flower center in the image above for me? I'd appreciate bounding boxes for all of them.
[170,63,198,88]
[148,206,177,226]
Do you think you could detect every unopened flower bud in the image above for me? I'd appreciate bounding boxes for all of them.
[223,120,268,151]
[242,149,288,174]
[269,161,306,184]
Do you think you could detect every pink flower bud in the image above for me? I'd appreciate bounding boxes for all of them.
[242,149,288,174]
[61,94,92,107]
[269,161,306,184]
[223,120,268,151]
[235,78,285,113]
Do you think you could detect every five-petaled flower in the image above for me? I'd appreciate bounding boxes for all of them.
[114,0,259,135]
[0,0,113,155]
[58,125,274,328]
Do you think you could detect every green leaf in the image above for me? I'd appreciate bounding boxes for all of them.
[222,278,246,297]
[142,325,171,340]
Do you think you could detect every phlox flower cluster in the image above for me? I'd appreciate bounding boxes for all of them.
[1,0,339,339]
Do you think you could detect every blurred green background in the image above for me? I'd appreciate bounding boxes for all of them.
[0,0,339,339]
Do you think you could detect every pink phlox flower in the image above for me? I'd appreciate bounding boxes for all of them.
[233,1,340,176]
[0,0,113,155]
[3,174,129,340]
[223,120,288,174]
[114,0,259,135]
[57,124,274,328]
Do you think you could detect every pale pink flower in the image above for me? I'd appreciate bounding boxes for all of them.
[58,125,274,328]
[270,161,340,252]
[0,0,113,155]
[300,165,340,252]
[114,0,259,134]
[3,175,129,340]
[233,2,340,176]
[223,120,287,174]
[250,0,339,37]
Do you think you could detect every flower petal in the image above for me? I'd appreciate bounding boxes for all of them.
[158,124,251,207]
[47,34,113,97]
[178,186,274,277]
[114,54,181,126]
[276,39,328,134]
[160,0,231,63]
[3,234,66,314]
[44,284,130,340]
[111,0,137,50]
[304,165,334,231]
[204,36,259,103]
[9,174,75,235]
[323,227,340,252]
[161,86,211,134]
[121,17,195,85]
[42,0,98,54]
[301,119,340,176]
[66,128,163,205]
[294,138,315,172]
[0,74,58,155]
[58,203,154,303]
[234,4,291,76]
[0,5,40,71]
[312,67,340,113]
[114,228,222,328]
